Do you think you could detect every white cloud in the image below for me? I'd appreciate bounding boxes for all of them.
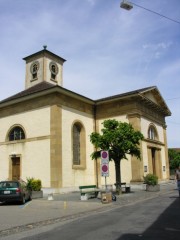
[143,42,172,50]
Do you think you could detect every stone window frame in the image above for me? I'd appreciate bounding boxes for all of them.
[7,125,26,142]
[148,124,158,141]
[30,61,39,81]
[72,121,86,170]
[49,61,59,82]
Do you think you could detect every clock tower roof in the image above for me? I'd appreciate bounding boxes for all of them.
[23,46,66,63]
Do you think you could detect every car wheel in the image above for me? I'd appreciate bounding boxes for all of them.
[21,196,26,205]
[28,194,32,201]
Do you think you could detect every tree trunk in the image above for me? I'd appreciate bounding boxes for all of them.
[114,159,122,193]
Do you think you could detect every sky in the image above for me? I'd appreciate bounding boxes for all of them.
[0,0,180,148]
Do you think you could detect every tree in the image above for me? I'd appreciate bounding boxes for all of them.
[90,119,144,190]
[168,149,180,170]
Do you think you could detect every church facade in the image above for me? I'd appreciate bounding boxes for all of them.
[0,48,171,193]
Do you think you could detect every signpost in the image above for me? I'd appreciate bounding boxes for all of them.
[101,150,109,189]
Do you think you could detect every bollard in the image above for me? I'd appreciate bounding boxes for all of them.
[48,193,54,201]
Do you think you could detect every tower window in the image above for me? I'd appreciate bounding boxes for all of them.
[49,62,59,81]
[30,61,39,80]
[32,64,38,79]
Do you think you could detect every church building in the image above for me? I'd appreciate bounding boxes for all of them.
[0,47,171,193]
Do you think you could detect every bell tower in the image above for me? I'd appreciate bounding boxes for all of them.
[23,46,66,89]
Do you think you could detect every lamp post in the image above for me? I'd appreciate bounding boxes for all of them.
[120,0,180,24]
[120,0,133,10]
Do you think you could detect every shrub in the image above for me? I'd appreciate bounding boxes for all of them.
[26,177,42,191]
[144,173,158,186]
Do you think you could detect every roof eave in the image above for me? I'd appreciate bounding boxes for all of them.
[0,87,94,108]
[23,49,66,63]
[139,94,171,116]
[95,93,138,105]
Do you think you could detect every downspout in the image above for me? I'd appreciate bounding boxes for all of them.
[94,103,99,187]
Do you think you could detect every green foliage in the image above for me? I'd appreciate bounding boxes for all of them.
[19,180,27,190]
[90,119,144,185]
[168,149,180,169]
[90,119,144,161]
[144,174,158,186]
[26,177,42,191]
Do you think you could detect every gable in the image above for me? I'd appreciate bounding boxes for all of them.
[139,87,171,116]
[96,86,171,117]
[143,92,158,105]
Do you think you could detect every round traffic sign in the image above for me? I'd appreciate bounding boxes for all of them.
[101,151,108,159]
[102,164,108,172]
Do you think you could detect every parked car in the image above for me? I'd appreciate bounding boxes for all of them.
[0,180,32,204]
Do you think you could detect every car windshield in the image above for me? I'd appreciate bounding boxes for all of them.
[0,182,19,188]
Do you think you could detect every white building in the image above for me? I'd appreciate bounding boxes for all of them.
[0,48,171,193]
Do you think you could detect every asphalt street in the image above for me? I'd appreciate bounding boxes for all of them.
[20,191,180,240]
[0,181,179,240]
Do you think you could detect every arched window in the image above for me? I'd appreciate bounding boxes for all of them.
[8,127,25,141]
[148,125,158,140]
[73,124,81,165]
[72,122,86,168]
[49,62,58,81]
[30,61,39,80]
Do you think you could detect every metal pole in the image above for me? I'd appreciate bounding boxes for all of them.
[105,176,107,191]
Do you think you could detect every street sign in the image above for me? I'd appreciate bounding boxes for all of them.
[101,150,109,177]
[101,150,109,164]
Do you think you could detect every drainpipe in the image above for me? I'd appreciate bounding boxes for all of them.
[93,103,99,188]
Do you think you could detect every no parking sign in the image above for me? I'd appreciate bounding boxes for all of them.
[101,150,109,177]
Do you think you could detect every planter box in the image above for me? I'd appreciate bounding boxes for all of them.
[31,190,43,199]
[146,184,160,192]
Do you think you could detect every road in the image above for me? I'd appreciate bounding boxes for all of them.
[1,190,180,240]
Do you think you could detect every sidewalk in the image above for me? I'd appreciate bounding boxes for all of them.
[0,181,178,237]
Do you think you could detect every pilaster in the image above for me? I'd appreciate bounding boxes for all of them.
[128,113,144,182]
[50,104,62,190]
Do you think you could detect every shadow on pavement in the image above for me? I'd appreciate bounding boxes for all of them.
[117,196,180,240]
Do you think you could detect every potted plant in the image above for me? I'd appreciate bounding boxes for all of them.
[144,173,160,192]
[26,177,43,199]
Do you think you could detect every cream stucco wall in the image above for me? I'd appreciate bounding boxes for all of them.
[141,117,164,142]
[0,146,8,180]
[141,141,149,169]
[161,146,167,178]
[0,107,51,187]
[0,107,50,140]
[61,106,95,188]
[21,140,50,187]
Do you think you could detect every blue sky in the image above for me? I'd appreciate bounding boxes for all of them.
[0,0,180,147]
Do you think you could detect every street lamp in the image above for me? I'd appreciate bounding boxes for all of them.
[120,0,180,24]
[120,0,133,10]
